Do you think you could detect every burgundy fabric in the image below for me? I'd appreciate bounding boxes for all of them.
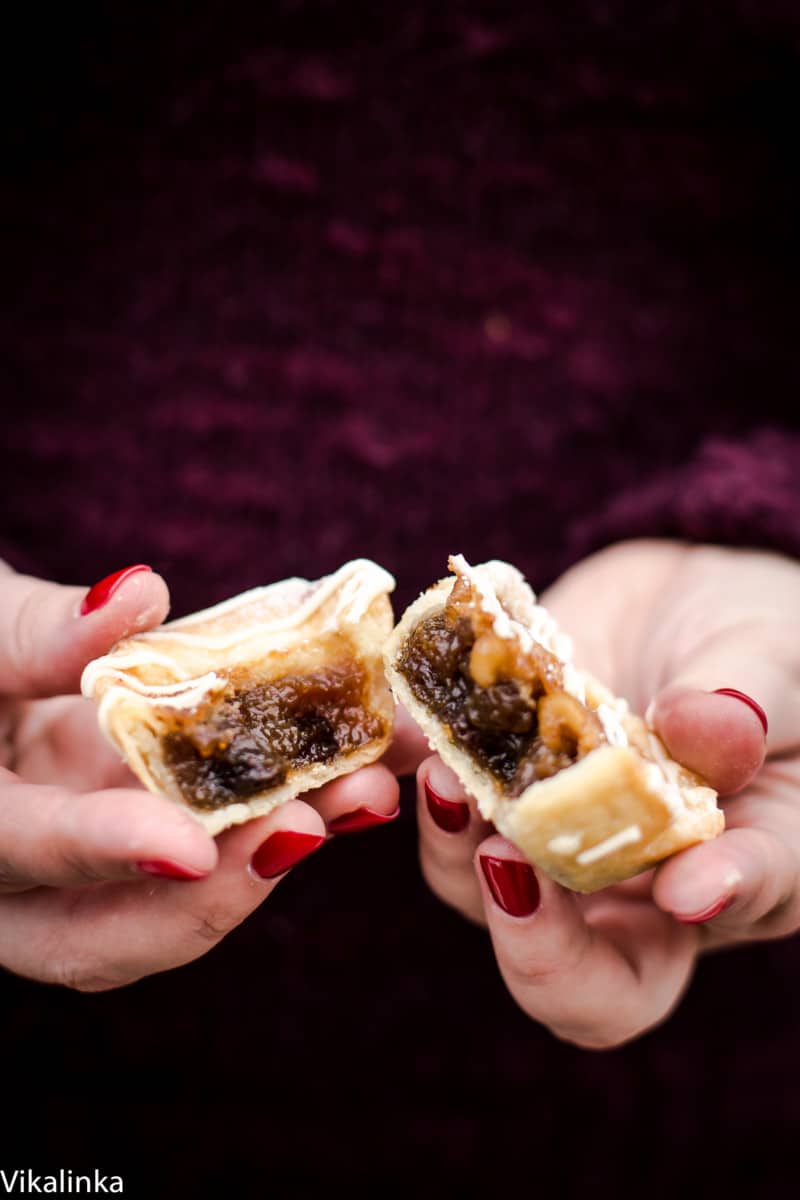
[2,3,800,1194]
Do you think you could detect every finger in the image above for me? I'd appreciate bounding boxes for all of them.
[0,799,326,990]
[13,696,142,790]
[475,834,698,1048]
[417,755,492,924]
[653,619,800,753]
[311,762,401,834]
[0,773,217,891]
[653,819,800,941]
[381,703,432,777]
[0,564,170,698]
[649,685,767,795]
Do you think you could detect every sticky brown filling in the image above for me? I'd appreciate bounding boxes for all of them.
[160,661,384,810]
[397,580,604,797]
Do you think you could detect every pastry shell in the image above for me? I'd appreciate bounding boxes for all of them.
[384,556,723,893]
[82,559,396,835]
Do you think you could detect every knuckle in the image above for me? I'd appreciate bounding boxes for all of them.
[553,1023,635,1051]
[545,999,657,1050]
[547,982,684,1050]
[419,832,473,872]
[750,888,800,938]
[419,852,486,925]
[38,906,133,993]
[10,589,45,692]
[192,905,242,945]
[71,972,127,994]
[56,847,106,886]
[0,855,21,888]
[420,847,469,897]
[51,952,129,993]
[46,794,113,885]
[502,934,591,990]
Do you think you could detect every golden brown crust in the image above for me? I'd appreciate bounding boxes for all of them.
[82,560,396,835]
[384,558,723,893]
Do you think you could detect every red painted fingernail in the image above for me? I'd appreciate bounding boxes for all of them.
[425,779,470,833]
[328,805,400,834]
[137,859,209,881]
[250,831,325,879]
[674,895,734,924]
[480,855,540,917]
[713,689,768,736]
[80,564,153,615]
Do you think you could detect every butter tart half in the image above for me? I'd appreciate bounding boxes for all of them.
[384,555,723,892]
[82,559,396,834]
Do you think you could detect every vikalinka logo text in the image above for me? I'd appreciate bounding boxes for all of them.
[1,1171,123,1194]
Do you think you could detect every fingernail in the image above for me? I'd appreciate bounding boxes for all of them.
[480,855,541,918]
[250,831,325,879]
[674,895,734,924]
[328,805,400,835]
[425,779,470,833]
[81,564,153,615]
[137,859,209,881]
[713,689,768,736]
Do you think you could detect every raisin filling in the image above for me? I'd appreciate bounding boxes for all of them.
[397,600,604,798]
[161,662,383,811]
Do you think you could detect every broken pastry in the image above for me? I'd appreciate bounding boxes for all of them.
[384,555,723,893]
[82,559,396,835]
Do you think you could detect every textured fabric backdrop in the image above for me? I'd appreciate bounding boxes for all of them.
[2,3,799,1195]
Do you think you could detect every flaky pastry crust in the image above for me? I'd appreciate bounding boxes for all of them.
[82,559,396,834]
[384,556,723,893]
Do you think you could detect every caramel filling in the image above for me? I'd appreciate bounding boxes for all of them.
[160,661,383,810]
[397,581,604,797]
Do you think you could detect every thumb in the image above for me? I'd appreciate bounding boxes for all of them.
[0,563,170,699]
[647,638,788,794]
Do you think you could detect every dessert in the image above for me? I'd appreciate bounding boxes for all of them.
[82,560,396,834]
[384,555,723,892]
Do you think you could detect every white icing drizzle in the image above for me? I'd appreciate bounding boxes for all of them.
[577,824,642,865]
[82,559,394,696]
[547,833,583,855]
[596,703,628,747]
[643,757,685,818]
[96,674,224,725]
[129,558,395,650]
[81,559,396,743]
[562,663,586,704]
[639,712,695,816]
[81,655,194,696]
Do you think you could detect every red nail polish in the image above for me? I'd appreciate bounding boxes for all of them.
[137,859,209,881]
[251,831,325,879]
[713,689,768,736]
[480,855,540,917]
[80,565,153,615]
[674,895,734,924]
[425,780,470,833]
[328,805,400,834]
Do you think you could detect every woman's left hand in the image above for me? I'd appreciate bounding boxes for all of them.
[397,540,800,1047]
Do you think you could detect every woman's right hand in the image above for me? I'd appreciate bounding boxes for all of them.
[0,562,400,990]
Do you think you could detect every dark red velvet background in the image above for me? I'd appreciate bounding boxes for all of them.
[2,3,800,1195]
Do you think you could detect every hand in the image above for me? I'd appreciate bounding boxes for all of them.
[412,540,800,1047]
[0,562,399,991]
